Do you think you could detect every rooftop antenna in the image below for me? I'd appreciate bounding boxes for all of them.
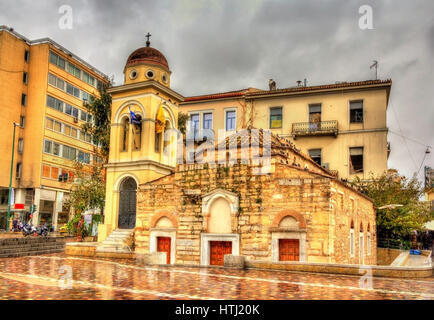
[370,60,378,80]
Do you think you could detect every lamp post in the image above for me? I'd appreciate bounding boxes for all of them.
[6,122,20,232]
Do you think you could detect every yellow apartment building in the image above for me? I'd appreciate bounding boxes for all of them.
[0,26,109,230]
[180,80,392,181]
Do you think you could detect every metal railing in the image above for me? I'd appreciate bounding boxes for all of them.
[292,120,338,138]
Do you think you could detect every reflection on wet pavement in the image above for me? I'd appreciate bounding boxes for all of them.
[0,253,432,300]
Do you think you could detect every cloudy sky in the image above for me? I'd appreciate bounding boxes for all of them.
[1,0,433,184]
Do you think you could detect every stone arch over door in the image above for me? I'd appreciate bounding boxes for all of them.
[149,210,177,265]
[118,177,137,229]
[201,189,239,232]
[270,209,307,262]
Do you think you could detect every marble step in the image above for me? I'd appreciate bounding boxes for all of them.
[0,244,65,254]
[0,248,64,258]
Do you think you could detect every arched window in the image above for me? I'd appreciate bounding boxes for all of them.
[360,222,364,232]
[132,115,142,151]
[121,117,130,152]
[207,197,232,234]
[350,220,355,257]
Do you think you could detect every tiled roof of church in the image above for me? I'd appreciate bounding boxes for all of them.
[195,127,331,175]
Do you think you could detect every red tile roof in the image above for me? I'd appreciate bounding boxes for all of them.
[182,88,260,103]
[181,80,392,103]
[245,79,392,97]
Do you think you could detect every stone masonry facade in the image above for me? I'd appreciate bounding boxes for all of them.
[134,149,377,265]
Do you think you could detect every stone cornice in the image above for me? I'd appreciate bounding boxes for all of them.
[107,80,184,102]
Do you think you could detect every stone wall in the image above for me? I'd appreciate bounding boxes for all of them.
[136,160,377,265]
[330,181,377,265]
[377,248,403,266]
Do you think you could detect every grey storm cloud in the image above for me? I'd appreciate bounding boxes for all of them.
[0,0,432,183]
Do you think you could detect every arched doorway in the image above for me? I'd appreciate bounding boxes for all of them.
[118,177,137,229]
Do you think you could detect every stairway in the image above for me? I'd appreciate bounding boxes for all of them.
[0,237,66,258]
[96,229,134,254]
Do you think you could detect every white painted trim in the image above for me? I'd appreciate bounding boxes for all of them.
[202,188,239,216]
[150,229,177,265]
[272,231,307,262]
[114,99,146,123]
[200,233,240,266]
[113,173,139,192]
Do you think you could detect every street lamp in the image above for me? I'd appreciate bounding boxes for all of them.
[6,122,21,232]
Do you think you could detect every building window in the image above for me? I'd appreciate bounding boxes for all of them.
[350,100,364,123]
[121,118,130,152]
[308,149,322,166]
[309,104,322,131]
[23,72,28,84]
[225,110,236,131]
[49,51,65,69]
[20,116,25,128]
[203,113,213,130]
[190,114,200,139]
[18,138,24,154]
[16,163,22,179]
[270,107,282,129]
[24,50,30,63]
[21,94,27,106]
[42,165,51,178]
[67,63,81,78]
[349,147,364,174]
[46,95,64,112]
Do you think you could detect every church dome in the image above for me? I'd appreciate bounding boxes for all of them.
[126,46,169,71]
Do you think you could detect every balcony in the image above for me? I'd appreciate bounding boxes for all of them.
[292,120,338,139]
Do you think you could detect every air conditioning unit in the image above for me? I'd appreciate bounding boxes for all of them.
[322,163,330,170]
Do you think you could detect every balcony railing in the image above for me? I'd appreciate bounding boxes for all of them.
[292,120,338,139]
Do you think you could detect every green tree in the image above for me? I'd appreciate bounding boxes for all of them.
[82,84,112,163]
[351,171,433,241]
[65,162,106,237]
[178,111,189,135]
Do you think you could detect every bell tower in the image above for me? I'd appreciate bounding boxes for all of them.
[98,35,184,242]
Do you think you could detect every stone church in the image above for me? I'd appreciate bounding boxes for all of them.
[97,39,377,266]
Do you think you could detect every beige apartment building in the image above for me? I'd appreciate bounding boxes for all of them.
[0,26,109,230]
[180,80,392,181]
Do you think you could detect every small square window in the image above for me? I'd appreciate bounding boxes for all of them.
[349,147,364,174]
[270,107,282,129]
[18,139,24,154]
[24,50,30,63]
[45,118,54,130]
[350,101,364,123]
[20,116,25,128]
[308,149,322,166]
[16,163,22,179]
[21,94,27,106]
[226,110,236,131]
[23,72,28,84]
[203,113,213,130]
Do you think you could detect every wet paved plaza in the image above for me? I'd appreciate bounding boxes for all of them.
[0,253,432,300]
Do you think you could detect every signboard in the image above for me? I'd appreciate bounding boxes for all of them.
[40,189,56,201]
[14,203,25,210]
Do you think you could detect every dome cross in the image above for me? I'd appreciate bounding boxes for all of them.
[145,32,152,47]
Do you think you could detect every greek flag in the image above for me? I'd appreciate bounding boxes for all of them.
[129,106,141,125]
